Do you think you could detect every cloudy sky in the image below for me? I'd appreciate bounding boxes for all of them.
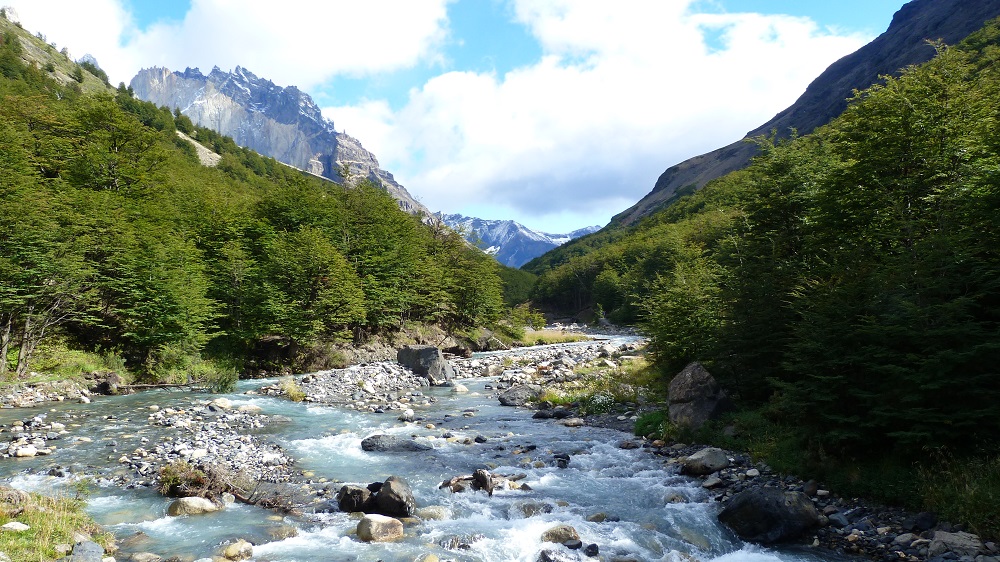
[4,0,908,232]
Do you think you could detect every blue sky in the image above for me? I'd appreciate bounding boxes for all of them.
[8,0,910,232]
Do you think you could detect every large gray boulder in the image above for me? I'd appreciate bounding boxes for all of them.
[397,345,454,384]
[360,434,432,453]
[668,362,727,429]
[718,488,820,544]
[373,476,416,517]
[681,447,730,476]
[498,384,542,407]
[928,531,984,557]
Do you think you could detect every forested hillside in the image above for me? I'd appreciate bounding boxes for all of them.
[529,18,1000,524]
[0,18,506,387]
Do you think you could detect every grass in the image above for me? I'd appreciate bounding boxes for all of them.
[279,376,306,402]
[919,451,1000,541]
[540,355,655,415]
[12,343,129,385]
[519,329,590,346]
[0,488,115,561]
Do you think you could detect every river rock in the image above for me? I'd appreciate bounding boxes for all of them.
[336,485,372,513]
[222,539,253,560]
[681,447,730,475]
[667,362,727,429]
[929,530,984,557]
[62,540,105,562]
[166,496,221,516]
[397,345,454,384]
[373,476,416,517]
[541,524,580,543]
[498,385,542,406]
[360,434,432,452]
[718,488,820,544]
[357,514,404,542]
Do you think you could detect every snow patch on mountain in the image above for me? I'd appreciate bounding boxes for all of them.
[439,214,600,268]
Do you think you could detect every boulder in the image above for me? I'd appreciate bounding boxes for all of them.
[166,496,221,516]
[373,476,416,517]
[681,447,730,475]
[58,540,105,562]
[222,539,253,561]
[397,345,454,384]
[541,524,580,543]
[498,385,542,407]
[718,488,820,544]
[667,362,728,429]
[336,485,372,513]
[929,531,984,557]
[356,514,404,542]
[360,434,432,452]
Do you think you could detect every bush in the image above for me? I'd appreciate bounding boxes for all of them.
[279,376,305,402]
[157,460,206,497]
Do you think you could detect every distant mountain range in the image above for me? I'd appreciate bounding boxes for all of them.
[129,65,427,215]
[612,0,1000,226]
[438,214,600,268]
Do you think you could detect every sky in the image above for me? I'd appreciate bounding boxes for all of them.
[3,0,909,233]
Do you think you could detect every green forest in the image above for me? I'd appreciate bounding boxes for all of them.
[0,20,509,388]
[526,19,1000,530]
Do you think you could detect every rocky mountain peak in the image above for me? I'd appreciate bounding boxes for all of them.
[439,214,600,268]
[130,65,424,214]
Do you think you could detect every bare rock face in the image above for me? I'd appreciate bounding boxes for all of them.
[718,488,820,544]
[129,66,427,215]
[667,362,727,429]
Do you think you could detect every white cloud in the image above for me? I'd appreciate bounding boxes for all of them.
[4,0,451,89]
[331,0,871,231]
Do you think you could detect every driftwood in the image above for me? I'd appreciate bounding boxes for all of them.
[120,382,197,390]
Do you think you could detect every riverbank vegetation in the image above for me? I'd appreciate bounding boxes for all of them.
[0,18,514,388]
[528,19,1000,538]
[0,485,114,561]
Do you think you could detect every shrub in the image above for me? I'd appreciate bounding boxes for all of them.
[279,376,305,402]
[157,460,206,497]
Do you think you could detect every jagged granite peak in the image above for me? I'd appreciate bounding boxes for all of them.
[613,0,1000,226]
[439,213,600,269]
[129,66,425,215]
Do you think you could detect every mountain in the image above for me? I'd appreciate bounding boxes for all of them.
[612,0,1000,226]
[129,66,427,215]
[439,214,600,269]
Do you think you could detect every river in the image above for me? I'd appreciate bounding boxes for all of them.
[0,340,856,562]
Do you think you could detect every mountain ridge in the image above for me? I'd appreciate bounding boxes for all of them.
[612,0,1000,226]
[130,65,427,215]
[439,213,599,269]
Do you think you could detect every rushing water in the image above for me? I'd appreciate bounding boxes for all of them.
[0,343,855,562]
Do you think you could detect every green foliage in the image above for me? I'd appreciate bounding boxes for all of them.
[634,410,670,439]
[158,460,207,497]
[279,376,306,402]
[497,265,536,306]
[78,59,109,86]
[0,39,506,380]
[919,451,1000,541]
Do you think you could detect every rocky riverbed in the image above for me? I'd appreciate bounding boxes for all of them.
[0,335,994,562]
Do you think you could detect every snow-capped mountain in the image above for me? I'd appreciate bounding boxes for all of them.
[439,214,600,268]
[129,66,427,215]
